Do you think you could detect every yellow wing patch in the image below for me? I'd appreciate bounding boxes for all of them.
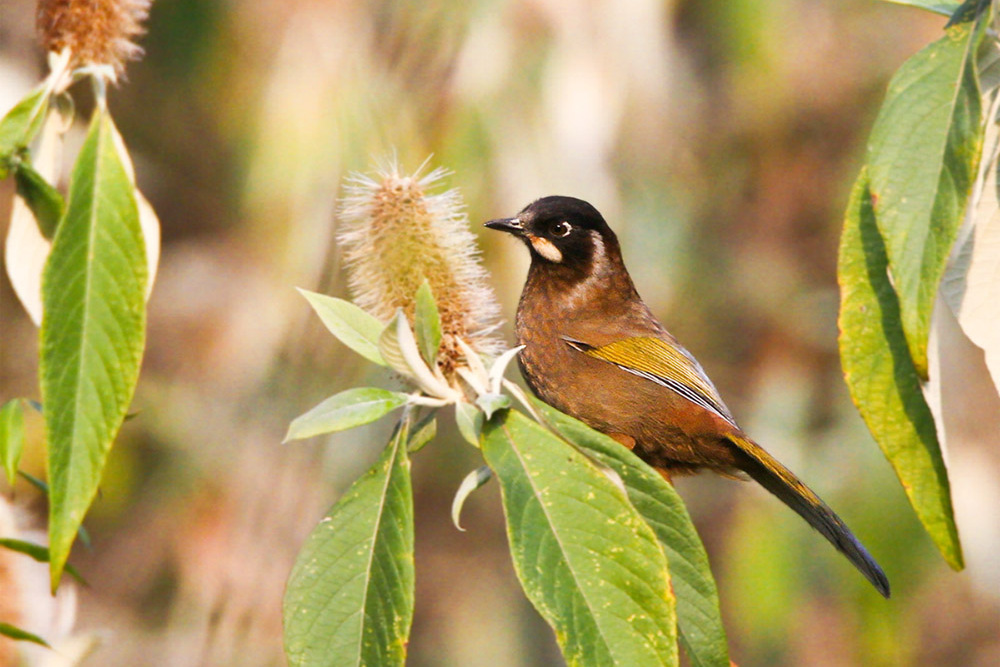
[565,336,735,425]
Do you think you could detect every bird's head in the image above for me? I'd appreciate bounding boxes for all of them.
[484,196,619,271]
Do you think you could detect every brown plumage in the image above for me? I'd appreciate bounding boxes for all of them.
[486,195,890,598]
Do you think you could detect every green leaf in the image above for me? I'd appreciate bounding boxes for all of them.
[14,161,64,239]
[838,170,963,569]
[18,470,48,494]
[0,622,50,649]
[378,310,455,398]
[475,392,510,419]
[480,409,678,666]
[0,399,25,487]
[13,472,94,550]
[0,538,86,584]
[945,0,991,26]
[406,412,436,453]
[535,401,730,667]
[298,289,387,366]
[880,0,962,16]
[40,108,148,590]
[414,280,442,367]
[454,401,483,446]
[284,388,408,442]
[0,84,50,170]
[866,21,984,379]
[284,423,414,667]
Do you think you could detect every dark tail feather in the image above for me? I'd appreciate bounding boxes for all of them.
[728,434,890,598]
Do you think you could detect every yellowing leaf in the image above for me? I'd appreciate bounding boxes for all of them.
[838,170,963,570]
[866,22,984,379]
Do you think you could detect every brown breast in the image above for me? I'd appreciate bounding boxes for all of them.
[514,266,743,475]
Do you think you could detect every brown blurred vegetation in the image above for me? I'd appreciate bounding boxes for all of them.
[0,0,997,665]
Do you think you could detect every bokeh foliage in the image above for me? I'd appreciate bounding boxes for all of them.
[0,0,997,665]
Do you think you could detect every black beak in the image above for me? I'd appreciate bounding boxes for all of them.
[484,217,525,236]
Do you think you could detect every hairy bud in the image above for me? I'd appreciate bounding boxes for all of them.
[338,159,503,378]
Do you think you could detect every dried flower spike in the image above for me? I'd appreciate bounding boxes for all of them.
[338,158,503,379]
[37,0,150,79]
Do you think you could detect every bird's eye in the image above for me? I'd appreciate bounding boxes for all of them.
[550,221,572,238]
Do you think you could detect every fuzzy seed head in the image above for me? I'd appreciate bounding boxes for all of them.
[338,159,504,378]
[38,0,150,78]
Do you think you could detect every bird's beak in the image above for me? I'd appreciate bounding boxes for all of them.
[484,216,525,236]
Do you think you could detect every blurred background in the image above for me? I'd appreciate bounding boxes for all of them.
[1,0,998,665]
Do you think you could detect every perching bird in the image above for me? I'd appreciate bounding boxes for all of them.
[485,195,890,598]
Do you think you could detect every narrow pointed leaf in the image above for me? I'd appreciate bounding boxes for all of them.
[5,107,63,326]
[12,472,94,549]
[0,84,49,169]
[14,161,64,239]
[40,108,148,589]
[838,170,962,569]
[284,424,414,666]
[0,399,25,487]
[481,409,677,666]
[454,401,483,447]
[866,21,984,378]
[488,345,524,394]
[535,401,730,667]
[451,465,492,531]
[0,623,50,648]
[0,538,86,584]
[284,388,408,441]
[406,413,436,453]
[414,280,442,366]
[18,470,48,494]
[475,392,510,419]
[379,310,456,399]
[298,289,387,366]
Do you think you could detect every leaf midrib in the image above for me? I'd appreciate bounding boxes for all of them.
[53,116,109,501]
[876,25,978,269]
[500,419,621,664]
[330,432,402,667]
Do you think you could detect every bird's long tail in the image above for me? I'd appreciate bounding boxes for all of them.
[727,433,890,598]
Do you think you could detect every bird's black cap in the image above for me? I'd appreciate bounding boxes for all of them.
[485,196,609,235]
[484,196,617,267]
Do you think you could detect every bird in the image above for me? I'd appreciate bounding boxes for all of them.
[485,195,890,598]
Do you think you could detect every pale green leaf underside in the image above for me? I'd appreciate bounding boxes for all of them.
[481,409,678,667]
[0,84,49,167]
[285,387,408,442]
[414,279,442,366]
[0,399,25,487]
[866,21,984,378]
[284,424,414,667]
[40,108,147,589]
[838,170,962,569]
[454,401,483,447]
[299,289,387,366]
[535,401,730,667]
